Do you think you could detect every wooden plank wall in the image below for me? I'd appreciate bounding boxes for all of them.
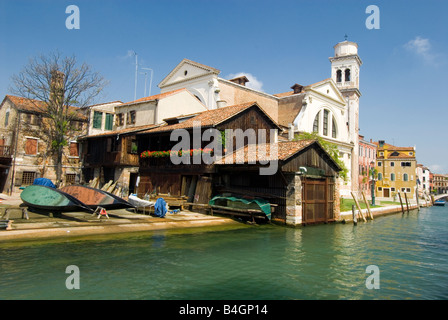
[281,144,339,176]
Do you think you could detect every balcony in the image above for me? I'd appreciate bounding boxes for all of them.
[0,145,11,158]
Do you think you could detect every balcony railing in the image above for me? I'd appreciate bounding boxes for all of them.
[0,145,11,157]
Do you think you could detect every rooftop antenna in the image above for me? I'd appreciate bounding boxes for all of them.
[132,51,138,100]
[141,67,153,97]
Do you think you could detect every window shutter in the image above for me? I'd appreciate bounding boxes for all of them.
[25,138,37,155]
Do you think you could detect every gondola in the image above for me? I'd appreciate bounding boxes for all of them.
[20,185,93,212]
[60,185,135,209]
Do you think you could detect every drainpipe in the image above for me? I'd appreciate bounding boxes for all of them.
[9,111,21,195]
[153,99,159,124]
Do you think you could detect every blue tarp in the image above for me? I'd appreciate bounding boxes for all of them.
[33,178,56,188]
[154,198,167,217]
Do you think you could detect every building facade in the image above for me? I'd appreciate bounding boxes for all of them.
[433,174,448,194]
[416,164,431,198]
[0,95,88,193]
[358,135,377,195]
[156,40,362,196]
[80,88,208,194]
[374,140,417,200]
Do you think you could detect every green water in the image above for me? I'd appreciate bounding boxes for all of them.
[1,206,448,300]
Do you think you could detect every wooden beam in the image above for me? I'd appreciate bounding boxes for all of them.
[398,192,405,214]
[351,192,366,222]
[361,191,373,220]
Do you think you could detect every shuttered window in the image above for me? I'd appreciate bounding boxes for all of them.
[93,111,102,129]
[105,113,114,130]
[69,142,79,157]
[25,138,38,155]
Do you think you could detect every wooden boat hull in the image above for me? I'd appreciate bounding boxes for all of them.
[20,185,92,212]
[60,185,135,209]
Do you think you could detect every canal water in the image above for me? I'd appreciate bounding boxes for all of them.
[1,205,447,300]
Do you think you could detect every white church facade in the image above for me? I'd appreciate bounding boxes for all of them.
[157,40,362,195]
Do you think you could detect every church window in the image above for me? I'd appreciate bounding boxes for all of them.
[345,69,351,82]
[403,173,409,181]
[323,109,329,136]
[336,70,342,83]
[391,173,396,181]
[313,111,320,133]
[378,173,382,181]
[184,70,188,76]
[332,116,337,138]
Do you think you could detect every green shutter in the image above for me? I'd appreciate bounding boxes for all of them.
[105,113,113,130]
[93,111,102,129]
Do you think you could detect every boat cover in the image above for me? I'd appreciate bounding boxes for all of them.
[33,178,56,188]
[209,195,271,220]
[154,198,167,217]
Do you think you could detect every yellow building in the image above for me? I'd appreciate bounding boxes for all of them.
[374,140,417,200]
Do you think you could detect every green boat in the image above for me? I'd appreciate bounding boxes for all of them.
[20,185,93,212]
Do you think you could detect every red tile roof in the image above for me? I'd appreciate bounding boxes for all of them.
[125,88,187,105]
[215,140,316,164]
[80,124,161,140]
[139,101,267,134]
[5,95,87,120]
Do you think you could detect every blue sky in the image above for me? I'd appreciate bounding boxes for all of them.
[1,0,447,172]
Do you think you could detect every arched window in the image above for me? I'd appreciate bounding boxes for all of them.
[378,173,383,181]
[345,69,351,82]
[336,70,342,83]
[323,109,329,136]
[332,116,337,138]
[391,173,395,181]
[403,173,409,182]
[313,111,320,133]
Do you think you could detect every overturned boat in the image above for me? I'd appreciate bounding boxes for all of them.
[60,185,135,209]
[20,185,93,212]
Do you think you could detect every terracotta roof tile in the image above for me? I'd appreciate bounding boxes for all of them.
[80,124,161,140]
[215,140,316,164]
[125,88,186,105]
[139,101,260,134]
[5,95,87,120]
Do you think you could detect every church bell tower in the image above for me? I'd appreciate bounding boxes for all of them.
[329,39,362,192]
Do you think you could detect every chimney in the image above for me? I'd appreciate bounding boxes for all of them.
[288,123,295,141]
[291,84,303,94]
[216,100,227,109]
[229,75,249,87]
[50,70,65,105]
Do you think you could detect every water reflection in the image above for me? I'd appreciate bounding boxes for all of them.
[1,207,448,299]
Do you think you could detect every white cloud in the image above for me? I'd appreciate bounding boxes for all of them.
[404,36,438,65]
[429,164,443,173]
[227,72,264,92]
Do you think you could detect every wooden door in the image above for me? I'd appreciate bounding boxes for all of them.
[383,188,390,198]
[302,177,335,225]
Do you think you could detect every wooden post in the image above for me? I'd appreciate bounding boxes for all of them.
[415,188,420,211]
[352,205,357,225]
[404,193,410,213]
[351,192,366,222]
[362,191,374,220]
[398,192,405,214]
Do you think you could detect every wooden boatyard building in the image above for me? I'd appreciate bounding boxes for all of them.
[135,101,342,226]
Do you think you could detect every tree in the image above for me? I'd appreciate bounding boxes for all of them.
[10,52,108,186]
[294,131,349,181]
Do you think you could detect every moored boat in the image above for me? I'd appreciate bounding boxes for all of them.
[60,185,135,209]
[434,199,446,206]
[20,185,92,212]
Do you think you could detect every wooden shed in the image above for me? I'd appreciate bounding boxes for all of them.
[215,140,342,225]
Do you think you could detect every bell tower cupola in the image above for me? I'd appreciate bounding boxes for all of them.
[329,40,362,95]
